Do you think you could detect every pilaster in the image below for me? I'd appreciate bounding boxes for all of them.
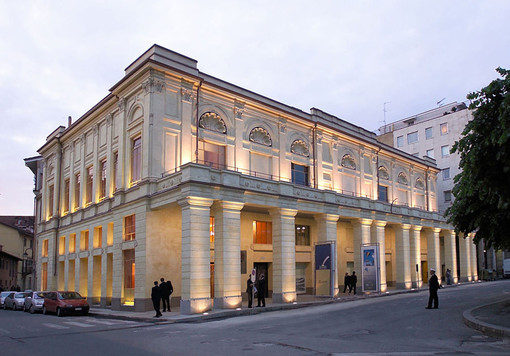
[395,224,412,289]
[410,225,422,288]
[469,233,478,281]
[374,220,387,292]
[314,213,340,296]
[352,218,372,277]
[426,228,441,282]
[444,230,458,284]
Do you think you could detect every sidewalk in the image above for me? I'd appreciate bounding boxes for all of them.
[463,298,510,340]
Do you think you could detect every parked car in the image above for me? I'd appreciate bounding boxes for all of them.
[24,291,46,313]
[0,291,15,307]
[43,291,89,317]
[3,292,27,310]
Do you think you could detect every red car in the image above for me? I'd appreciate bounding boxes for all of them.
[42,291,89,317]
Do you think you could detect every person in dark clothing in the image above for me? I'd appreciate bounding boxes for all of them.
[426,268,440,309]
[151,281,162,317]
[166,280,173,311]
[246,277,254,308]
[343,272,351,293]
[349,271,357,295]
[256,274,266,307]
[160,278,170,312]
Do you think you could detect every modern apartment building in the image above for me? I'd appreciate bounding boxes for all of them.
[28,45,478,314]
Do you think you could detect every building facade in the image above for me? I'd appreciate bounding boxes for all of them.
[31,45,478,314]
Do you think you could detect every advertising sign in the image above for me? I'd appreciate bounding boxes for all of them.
[361,245,379,293]
[315,242,335,297]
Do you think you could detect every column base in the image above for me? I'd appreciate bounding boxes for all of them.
[180,297,212,315]
[395,282,412,290]
[272,291,296,303]
[213,295,242,309]
[411,280,422,289]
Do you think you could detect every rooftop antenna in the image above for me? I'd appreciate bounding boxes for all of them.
[383,101,391,133]
[436,98,446,107]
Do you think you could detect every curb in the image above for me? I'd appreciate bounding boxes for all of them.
[462,301,510,340]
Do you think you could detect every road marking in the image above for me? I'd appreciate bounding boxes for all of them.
[42,323,68,330]
[63,321,94,328]
[0,328,11,334]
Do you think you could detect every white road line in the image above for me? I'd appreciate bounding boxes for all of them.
[0,328,11,334]
[63,321,94,328]
[42,323,69,330]
[84,318,137,325]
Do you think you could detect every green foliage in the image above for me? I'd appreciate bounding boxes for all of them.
[446,68,510,250]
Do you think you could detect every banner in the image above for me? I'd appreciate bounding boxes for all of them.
[361,245,379,293]
[315,242,335,297]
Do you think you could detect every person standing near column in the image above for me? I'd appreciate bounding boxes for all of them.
[246,276,254,308]
[166,279,173,312]
[426,268,440,309]
[151,281,162,317]
[160,277,170,312]
[349,271,357,295]
[343,272,351,294]
[256,274,266,307]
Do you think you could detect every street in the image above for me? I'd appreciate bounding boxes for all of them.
[1,280,509,355]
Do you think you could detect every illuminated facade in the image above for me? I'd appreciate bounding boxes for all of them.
[32,45,478,314]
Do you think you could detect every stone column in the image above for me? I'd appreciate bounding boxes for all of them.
[213,200,244,309]
[373,220,387,292]
[444,230,458,284]
[426,228,441,283]
[179,197,213,314]
[469,233,478,281]
[410,225,422,288]
[395,224,412,289]
[111,216,124,309]
[315,213,340,296]
[270,208,298,303]
[352,218,373,277]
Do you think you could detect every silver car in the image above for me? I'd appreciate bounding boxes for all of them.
[3,292,27,310]
[0,291,15,307]
[24,291,46,313]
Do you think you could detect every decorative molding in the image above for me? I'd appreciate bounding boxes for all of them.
[106,113,113,127]
[279,118,287,134]
[341,154,356,170]
[397,172,409,185]
[199,112,227,134]
[234,101,245,119]
[378,166,390,180]
[291,139,310,157]
[249,127,272,146]
[181,88,193,103]
[142,77,165,94]
[415,177,425,189]
[117,97,127,112]
[316,130,323,144]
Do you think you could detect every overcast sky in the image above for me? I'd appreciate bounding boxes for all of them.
[1,0,509,215]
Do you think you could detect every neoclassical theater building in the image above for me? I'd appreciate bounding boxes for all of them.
[33,45,478,313]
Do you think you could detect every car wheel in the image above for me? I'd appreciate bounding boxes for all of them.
[12,304,16,311]
[43,306,47,315]
[57,307,63,317]
[23,304,27,312]
[30,305,35,314]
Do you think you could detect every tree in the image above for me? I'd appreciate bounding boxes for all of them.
[446,67,510,250]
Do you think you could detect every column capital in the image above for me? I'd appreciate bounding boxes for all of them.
[374,220,387,228]
[314,213,340,223]
[178,196,214,209]
[401,223,412,231]
[269,208,298,217]
[411,225,422,232]
[431,227,441,234]
[356,218,373,226]
[215,200,244,212]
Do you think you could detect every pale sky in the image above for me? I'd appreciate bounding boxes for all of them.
[1,0,509,215]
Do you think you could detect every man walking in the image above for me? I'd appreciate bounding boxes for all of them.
[349,271,357,295]
[343,272,351,293]
[151,281,162,317]
[246,276,254,308]
[160,277,170,312]
[426,268,440,309]
[256,274,266,307]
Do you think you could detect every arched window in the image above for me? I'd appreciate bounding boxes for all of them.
[290,139,310,157]
[249,127,272,146]
[199,112,227,134]
[341,154,356,170]
[378,166,389,180]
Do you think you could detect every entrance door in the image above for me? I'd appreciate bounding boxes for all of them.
[254,263,268,297]
[421,261,428,284]
[210,263,214,298]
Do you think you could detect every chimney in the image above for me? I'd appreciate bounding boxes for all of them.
[68,116,72,127]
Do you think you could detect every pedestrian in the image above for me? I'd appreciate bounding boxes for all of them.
[343,272,351,293]
[426,268,440,309]
[349,271,357,295]
[446,269,452,285]
[160,277,170,312]
[246,276,254,308]
[151,281,162,317]
[166,279,173,312]
[256,274,266,307]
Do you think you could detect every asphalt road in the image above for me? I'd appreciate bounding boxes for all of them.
[1,280,509,355]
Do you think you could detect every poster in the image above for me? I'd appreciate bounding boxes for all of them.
[361,245,379,293]
[315,242,335,297]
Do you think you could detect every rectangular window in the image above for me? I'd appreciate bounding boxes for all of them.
[123,249,135,305]
[396,135,404,147]
[48,185,54,218]
[425,127,433,140]
[426,149,434,158]
[253,221,272,244]
[378,185,388,203]
[198,141,226,169]
[80,230,89,251]
[69,233,76,253]
[99,159,107,200]
[93,226,102,249]
[440,123,448,135]
[85,166,93,205]
[63,179,70,214]
[407,131,418,144]
[441,145,450,157]
[42,239,49,257]
[124,214,136,241]
[442,168,451,180]
[107,222,114,246]
[444,190,452,202]
[131,137,142,184]
[295,225,310,246]
[210,217,215,243]
[113,152,118,192]
[74,173,81,210]
[291,163,309,186]
[59,236,65,255]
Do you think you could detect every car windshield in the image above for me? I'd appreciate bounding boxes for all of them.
[34,292,45,299]
[58,292,83,300]
[1,292,11,298]
[14,293,25,298]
